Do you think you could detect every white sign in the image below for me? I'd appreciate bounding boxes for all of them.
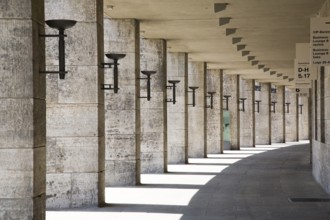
[311,17,330,66]
[295,44,317,88]
[295,88,310,97]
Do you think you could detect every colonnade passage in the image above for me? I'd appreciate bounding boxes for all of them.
[0,1,330,220]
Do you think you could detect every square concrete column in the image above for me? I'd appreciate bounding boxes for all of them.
[0,1,46,219]
[45,0,105,208]
[140,39,167,173]
[239,78,254,147]
[206,69,222,154]
[285,88,298,142]
[299,96,309,140]
[103,19,140,186]
[167,53,188,163]
[223,74,240,150]
[271,86,285,143]
[187,62,206,157]
[255,83,271,145]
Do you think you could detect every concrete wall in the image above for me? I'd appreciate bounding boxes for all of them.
[103,19,140,186]
[313,67,330,193]
[285,88,298,142]
[239,78,254,147]
[45,0,105,208]
[255,83,271,145]
[188,62,206,157]
[223,74,240,150]
[167,53,187,163]
[206,69,222,154]
[140,39,167,173]
[271,86,285,143]
[0,0,46,219]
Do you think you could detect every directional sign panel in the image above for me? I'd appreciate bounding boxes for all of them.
[310,17,330,66]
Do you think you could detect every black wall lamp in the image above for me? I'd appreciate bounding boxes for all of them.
[239,98,247,112]
[271,88,277,93]
[299,104,303,114]
[285,102,290,113]
[255,85,261,91]
[206,92,216,109]
[40,19,77,79]
[166,80,180,104]
[187,86,199,107]
[223,95,231,111]
[255,100,261,113]
[138,71,156,101]
[101,53,126,93]
[271,101,277,113]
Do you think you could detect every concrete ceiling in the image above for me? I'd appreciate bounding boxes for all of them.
[104,0,325,85]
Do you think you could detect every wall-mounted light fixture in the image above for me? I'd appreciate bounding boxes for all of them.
[239,98,247,112]
[40,19,77,79]
[166,80,180,104]
[138,71,156,101]
[187,86,199,107]
[299,104,303,114]
[206,92,216,109]
[101,53,126,93]
[285,102,290,113]
[223,95,231,111]
[255,100,261,113]
[271,101,277,113]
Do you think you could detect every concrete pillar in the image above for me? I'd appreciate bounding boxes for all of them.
[255,83,271,145]
[223,74,240,150]
[0,1,46,219]
[206,69,222,154]
[45,0,105,208]
[103,19,140,186]
[299,96,309,140]
[239,78,254,147]
[167,53,188,164]
[188,62,206,157]
[140,39,167,173]
[271,86,285,143]
[285,88,298,142]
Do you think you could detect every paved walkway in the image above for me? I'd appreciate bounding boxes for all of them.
[47,141,330,220]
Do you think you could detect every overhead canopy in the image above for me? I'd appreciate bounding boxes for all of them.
[104,0,325,85]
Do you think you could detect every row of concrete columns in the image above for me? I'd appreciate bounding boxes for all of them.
[0,1,309,219]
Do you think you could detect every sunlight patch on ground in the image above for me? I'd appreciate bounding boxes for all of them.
[208,153,253,158]
[105,187,198,206]
[189,158,241,164]
[141,173,215,185]
[47,211,183,220]
[168,164,229,173]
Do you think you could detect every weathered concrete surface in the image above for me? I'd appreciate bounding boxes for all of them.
[0,0,46,219]
[285,88,298,142]
[167,53,187,163]
[313,66,330,194]
[206,69,222,154]
[103,19,140,186]
[299,96,309,140]
[188,62,206,157]
[271,86,285,143]
[223,74,240,150]
[140,39,167,173]
[255,83,271,145]
[239,78,253,147]
[45,0,105,208]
